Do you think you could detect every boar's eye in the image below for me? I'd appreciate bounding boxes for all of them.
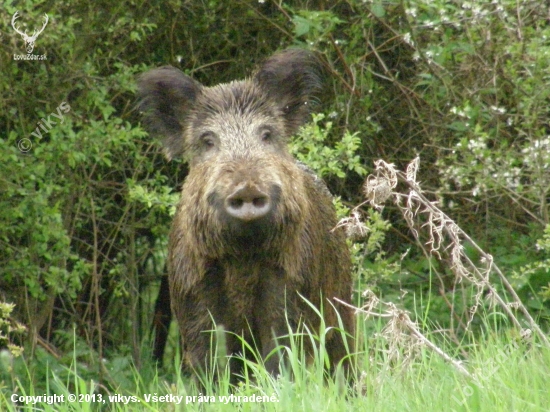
[199,132,216,150]
[260,127,274,143]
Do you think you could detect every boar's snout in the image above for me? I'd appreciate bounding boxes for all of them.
[225,183,271,222]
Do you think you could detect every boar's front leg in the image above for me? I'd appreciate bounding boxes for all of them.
[172,266,237,379]
[254,270,301,376]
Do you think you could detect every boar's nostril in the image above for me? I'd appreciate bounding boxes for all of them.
[225,186,271,222]
[253,197,267,208]
[229,198,244,209]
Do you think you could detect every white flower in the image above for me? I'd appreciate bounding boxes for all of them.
[490,105,506,114]
[403,32,414,46]
[406,7,417,17]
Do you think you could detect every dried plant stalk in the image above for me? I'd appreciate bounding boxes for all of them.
[355,157,549,347]
[335,297,472,377]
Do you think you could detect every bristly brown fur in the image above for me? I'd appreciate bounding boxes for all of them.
[137,48,354,382]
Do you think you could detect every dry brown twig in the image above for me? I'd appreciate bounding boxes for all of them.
[334,157,549,378]
[335,295,471,377]
[349,157,549,347]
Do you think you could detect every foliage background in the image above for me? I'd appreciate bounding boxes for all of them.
[1,0,549,394]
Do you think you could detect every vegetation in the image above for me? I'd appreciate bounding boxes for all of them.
[1,0,549,410]
[2,319,550,411]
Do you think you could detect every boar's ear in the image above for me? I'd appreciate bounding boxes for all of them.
[254,48,323,136]
[137,66,202,160]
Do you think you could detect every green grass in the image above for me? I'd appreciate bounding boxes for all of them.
[1,320,549,412]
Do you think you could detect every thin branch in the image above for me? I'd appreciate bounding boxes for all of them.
[335,297,472,377]
[341,157,549,349]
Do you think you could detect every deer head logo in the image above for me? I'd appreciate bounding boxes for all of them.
[12,11,49,54]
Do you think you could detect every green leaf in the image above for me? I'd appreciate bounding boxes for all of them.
[371,1,385,18]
